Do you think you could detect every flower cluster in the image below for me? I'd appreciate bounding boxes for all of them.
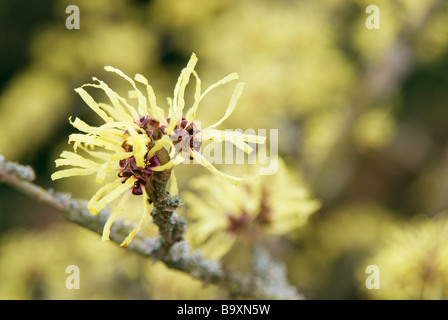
[52,53,265,246]
[183,158,321,260]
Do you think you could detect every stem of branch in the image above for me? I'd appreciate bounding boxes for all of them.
[145,149,186,252]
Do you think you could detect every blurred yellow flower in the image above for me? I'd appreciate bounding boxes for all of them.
[183,158,321,260]
[52,53,265,247]
[360,213,448,299]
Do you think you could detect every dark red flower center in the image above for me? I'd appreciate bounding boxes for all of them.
[161,117,202,159]
[227,211,251,234]
[117,115,163,195]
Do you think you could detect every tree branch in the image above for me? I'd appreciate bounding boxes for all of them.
[0,155,302,300]
[146,167,185,253]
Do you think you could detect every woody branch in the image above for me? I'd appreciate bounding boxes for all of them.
[0,156,301,300]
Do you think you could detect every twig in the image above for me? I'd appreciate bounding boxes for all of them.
[146,166,185,253]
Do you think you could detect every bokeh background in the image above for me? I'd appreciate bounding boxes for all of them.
[1,0,448,299]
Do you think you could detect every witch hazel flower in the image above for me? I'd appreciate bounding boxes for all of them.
[158,53,266,186]
[51,53,265,246]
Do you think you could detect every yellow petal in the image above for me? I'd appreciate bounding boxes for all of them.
[169,169,178,196]
[120,189,152,247]
[51,168,96,180]
[98,102,125,122]
[77,145,131,163]
[126,134,150,167]
[95,120,141,138]
[102,190,132,241]
[206,82,245,129]
[96,159,112,184]
[69,117,96,134]
[190,150,259,185]
[184,70,202,127]
[75,87,113,123]
[200,129,266,154]
[87,180,121,214]
[104,66,147,118]
[88,178,135,215]
[199,130,254,154]
[173,53,198,119]
[200,72,239,101]
[146,136,175,161]
[163,97,176,134]
[69,134,122,153]
[152,154,185,171]
[55,151,102,170]
[165,109,179,135]
[88,78,136,123]
[201,129,266,144]
[134,73,166,122]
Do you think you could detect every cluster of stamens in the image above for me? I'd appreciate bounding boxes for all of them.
[226,188,272,234]
[118,116,162,195]
[161,118,201,160]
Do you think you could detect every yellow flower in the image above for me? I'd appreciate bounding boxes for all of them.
[52,53,265,246]
[51,67,167,246]
[183,158,321,260]
[159,53,266,187]
[360,214,448,299]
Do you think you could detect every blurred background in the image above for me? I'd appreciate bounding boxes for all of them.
[1,0,448,299]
